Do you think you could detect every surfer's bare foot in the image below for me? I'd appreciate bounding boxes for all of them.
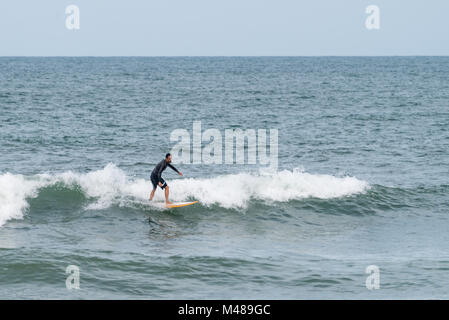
[166,201,173,204]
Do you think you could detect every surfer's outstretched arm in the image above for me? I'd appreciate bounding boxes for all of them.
[168,164,183,176]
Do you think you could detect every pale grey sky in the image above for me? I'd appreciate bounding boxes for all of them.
[0,0,448,56]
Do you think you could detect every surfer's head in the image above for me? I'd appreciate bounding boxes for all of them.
[165,153,172,163]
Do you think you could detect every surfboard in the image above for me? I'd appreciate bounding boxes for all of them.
[165,201,198,208]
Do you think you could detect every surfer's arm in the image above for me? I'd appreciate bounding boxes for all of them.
[168,164,182,176]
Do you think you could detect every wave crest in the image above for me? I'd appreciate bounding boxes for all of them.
[0,164,369,226]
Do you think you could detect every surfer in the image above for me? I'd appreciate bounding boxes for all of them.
[149,153,183,204]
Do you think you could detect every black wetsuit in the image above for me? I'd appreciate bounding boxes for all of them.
[150,159,179,189]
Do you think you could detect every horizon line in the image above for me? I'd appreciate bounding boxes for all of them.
[1,55,449,58]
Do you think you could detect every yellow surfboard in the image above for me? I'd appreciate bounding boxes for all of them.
[165,201,198,208]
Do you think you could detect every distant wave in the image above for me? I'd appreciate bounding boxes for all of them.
[0,163,369,227]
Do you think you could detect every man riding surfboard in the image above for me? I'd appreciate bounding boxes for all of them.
[149,153,183,204]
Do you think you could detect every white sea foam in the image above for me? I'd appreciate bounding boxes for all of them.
[0,164,369,226]
[0,173,47,227]
[169,168,369,208]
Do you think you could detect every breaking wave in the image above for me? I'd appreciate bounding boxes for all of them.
[0,163,369,226]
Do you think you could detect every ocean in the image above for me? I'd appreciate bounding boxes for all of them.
[0,57,448,299]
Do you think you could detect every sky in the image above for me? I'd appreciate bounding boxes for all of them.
[0,0,448,56]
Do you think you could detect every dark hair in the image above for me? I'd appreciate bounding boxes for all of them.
[165,153,171,159]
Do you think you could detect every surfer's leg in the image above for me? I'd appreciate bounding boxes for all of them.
[150,176,158,200]
[149,188,156,201]
[165,186,172,204]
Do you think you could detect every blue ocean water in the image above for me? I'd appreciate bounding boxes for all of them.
[0,57,448,299]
